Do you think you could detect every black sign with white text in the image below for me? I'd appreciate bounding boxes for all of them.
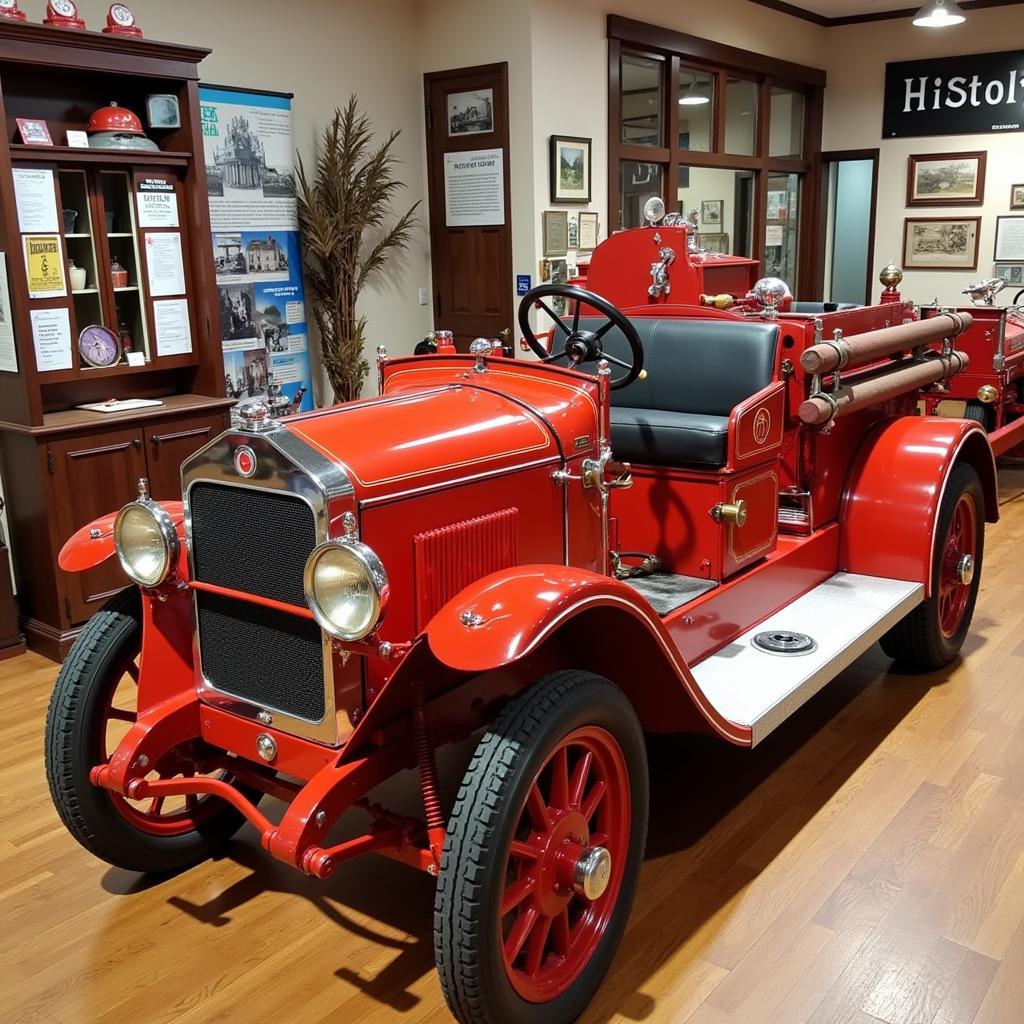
[883,49,1024,138]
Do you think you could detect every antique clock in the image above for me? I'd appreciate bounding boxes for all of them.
[78,325,122,368]
[44,0,86,29]
[103,4,143,37]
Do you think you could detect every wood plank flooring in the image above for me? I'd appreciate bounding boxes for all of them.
[2,462,1023,1024]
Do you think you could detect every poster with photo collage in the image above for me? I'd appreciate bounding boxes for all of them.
[199,85,313,418]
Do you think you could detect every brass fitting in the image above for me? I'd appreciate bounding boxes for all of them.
[977,384,998,404]
[710,500,747,526]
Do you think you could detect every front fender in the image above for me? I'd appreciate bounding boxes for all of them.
[58,501,185,573]
[426,564,751,744]
[840,417,997,596]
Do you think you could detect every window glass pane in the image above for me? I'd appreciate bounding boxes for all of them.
[620,161,664,228]
[677,165,755,258]
[766,172,801,291]
[678,68,714,151]
[620,53,664,147]
[725,77,758,155]
[769,87,804,158]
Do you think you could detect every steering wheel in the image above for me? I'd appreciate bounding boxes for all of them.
[518,284,644,389]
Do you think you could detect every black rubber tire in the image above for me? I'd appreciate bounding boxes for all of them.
[434,670,648,1024]
[879,462,984,671]
[963,400,995,432]
[45,588,255,873]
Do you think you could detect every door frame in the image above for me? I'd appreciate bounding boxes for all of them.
[423,62,514,346]
[818,148,879,304]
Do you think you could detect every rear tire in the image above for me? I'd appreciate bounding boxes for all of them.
[963,400,994,432]
[880,462,984,671]
[435,670,648,1024]
[45,588,257,873]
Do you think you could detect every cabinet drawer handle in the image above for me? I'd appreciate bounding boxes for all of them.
[132,438,142,448]
[151,435,160,446]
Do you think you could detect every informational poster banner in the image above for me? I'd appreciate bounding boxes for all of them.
[199,85,313,416]
[23,235,65,299]
[30,307,72,371]
[444,148,505,227]
[0,253,18,373]
[12,168,58,234]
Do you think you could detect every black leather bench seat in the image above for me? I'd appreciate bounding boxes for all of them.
[609,408,729,467]
[570,316,779,468]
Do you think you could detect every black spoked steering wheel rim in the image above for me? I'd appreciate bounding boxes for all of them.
[518,284,644,389]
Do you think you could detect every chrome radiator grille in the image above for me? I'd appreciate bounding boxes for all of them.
[189,481,325,722]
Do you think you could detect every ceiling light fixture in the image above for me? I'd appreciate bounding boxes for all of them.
[912,0,966,28]
[679,83,710,106]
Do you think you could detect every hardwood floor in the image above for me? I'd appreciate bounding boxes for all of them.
[2,462,1024,1024]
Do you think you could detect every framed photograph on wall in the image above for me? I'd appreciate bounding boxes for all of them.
[578,211,599,251]
[700,199,723,226]
[698,232,730,253]
[994,216,1024,261]
[550,135,591,203]
[906,152,986,206]
[994,262,1024,286]
[1011,184,1024,210]
[542,209,568,256]
[447,89,494,136]
[903,216,981,270]
[15,118,53,146]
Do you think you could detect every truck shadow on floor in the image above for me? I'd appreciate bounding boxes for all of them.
[95,636,973,1019]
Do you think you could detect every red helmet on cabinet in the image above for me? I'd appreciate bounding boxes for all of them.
[87,102,145,135]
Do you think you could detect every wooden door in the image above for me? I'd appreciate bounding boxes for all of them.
[49,427,147,623]
[144,413,226,501]
[424,63,514,352]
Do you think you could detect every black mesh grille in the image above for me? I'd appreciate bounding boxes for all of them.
[196,590,326,722]
[190,482,317,607]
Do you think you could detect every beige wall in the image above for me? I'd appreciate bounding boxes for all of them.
[823,8,1024,304]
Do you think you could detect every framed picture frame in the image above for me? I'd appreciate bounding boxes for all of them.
[146,94,181,129]
[1011,184,1024,210]
[700,199,723,226]
[994,216,1024,261]
[578,211,599,251]
[906,151,986,207]
[447,89,494,136]
[698,232,730,254]
[15,118,53,146]
[902,216,981,270]
[542,209,568,257]
[994,262,1024,286]
[550,135,591,204]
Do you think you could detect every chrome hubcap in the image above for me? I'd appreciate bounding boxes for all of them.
[572,846,612,901]
[957,554,975,585]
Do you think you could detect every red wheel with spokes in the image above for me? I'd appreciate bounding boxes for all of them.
[45,588,259,872]
[881,462,985,670]
[435,671,648,1024]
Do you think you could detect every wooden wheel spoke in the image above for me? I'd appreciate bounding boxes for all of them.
[524,913,553,977]
[510,839,540,862]
[569,751,593,810]
[589,831,609,849]
[552,908,572,957]
[526,783,550,832]
[504,905,539,964]
[581,779,607,821]
[124,660,140,684]
[146,796,165,816]
[501,875,536,917]
[550,745,570,810]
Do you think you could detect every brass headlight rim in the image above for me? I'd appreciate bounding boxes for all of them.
[303,539,389,642]
[113,499,179,588]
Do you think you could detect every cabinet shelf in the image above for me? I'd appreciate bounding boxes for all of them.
[72,288,98,295]
[65,232,91,239]
[10,144,191,167]
[113,286,138,292]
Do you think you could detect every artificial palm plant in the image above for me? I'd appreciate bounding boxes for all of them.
[297,96,419,404]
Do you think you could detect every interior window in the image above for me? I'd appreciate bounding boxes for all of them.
[678,165,755,258]
[621,161,665,228]
[765,172,801,289]
[620,53,664,147]
[678,68,714,152]
[769,87,804,159]
[724,77,758,156]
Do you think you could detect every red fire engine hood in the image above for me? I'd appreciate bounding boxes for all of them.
[283,378,593,499]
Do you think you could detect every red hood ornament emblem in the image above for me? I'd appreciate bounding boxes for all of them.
[234,446,257,478]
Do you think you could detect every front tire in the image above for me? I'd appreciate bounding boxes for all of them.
[45,588,257,873]
[434,670,648,1024]
[880,462,984,671]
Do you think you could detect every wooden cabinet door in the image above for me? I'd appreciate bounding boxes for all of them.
[144,413,225,501]
[49,427,147,624]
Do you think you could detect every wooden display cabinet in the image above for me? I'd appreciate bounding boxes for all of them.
[0,23,232,659]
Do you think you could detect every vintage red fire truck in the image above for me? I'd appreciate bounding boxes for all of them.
[46,203,996,1024]
[919,276,1024,456]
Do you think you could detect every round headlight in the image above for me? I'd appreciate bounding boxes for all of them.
[304,541,389,641]
[113,501,178,587]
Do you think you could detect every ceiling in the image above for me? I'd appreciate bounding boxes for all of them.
[753,0,1024,22]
